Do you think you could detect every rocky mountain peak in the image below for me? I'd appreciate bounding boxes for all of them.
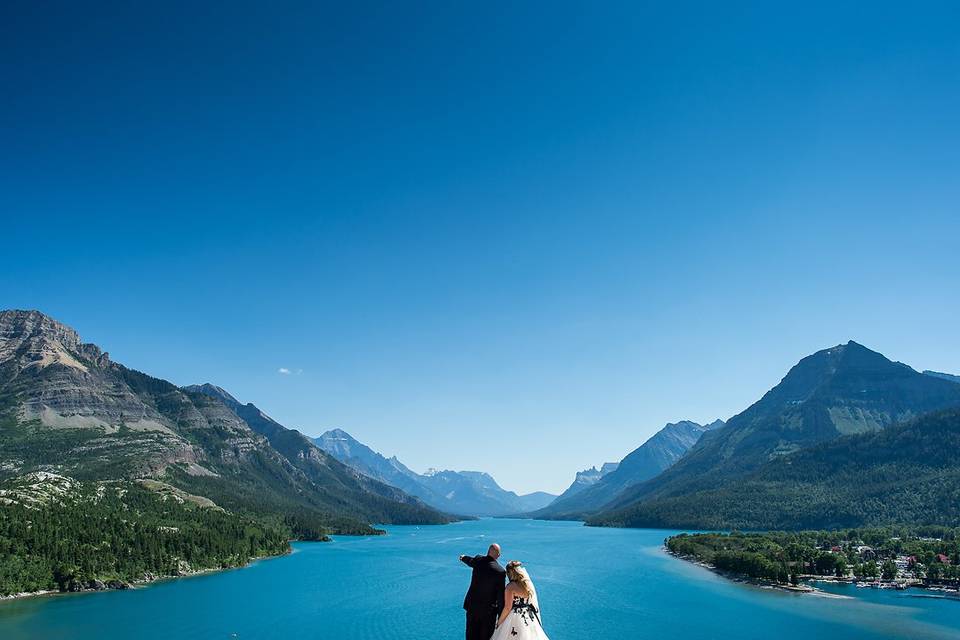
[0,309,81,347]
[574,462,618,483]
[183,383,241,407]
[316,429,368,460]
[0,309,107,372]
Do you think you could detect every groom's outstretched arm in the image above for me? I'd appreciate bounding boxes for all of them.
[459,554,477,567]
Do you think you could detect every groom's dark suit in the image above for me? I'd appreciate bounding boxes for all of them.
[461,554,506,640]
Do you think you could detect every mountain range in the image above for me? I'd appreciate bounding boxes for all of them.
[532,419,724,519]
[315,428,556,516]
[0,310,453,539]
[4,308,960,572]
[8,310,960,599]
[587,341,960,529]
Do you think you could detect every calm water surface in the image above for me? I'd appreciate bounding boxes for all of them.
[1,519,957,639]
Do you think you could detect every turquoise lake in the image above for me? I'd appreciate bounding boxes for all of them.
[1,519,958,639]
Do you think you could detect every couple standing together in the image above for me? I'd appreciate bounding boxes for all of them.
[460,543,550,640]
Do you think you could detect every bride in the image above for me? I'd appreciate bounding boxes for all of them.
[491,561,550,640]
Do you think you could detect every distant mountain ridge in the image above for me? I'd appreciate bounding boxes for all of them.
[532,419,724,519]
[924,370,960,384]
[314,428,433,500]
[588,341,960,529]
[315,429,556,516]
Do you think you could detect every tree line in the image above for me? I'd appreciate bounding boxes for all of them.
[665,527,960,585]
[0,481,291,597]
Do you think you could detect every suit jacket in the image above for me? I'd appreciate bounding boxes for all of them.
[461,554,506,612]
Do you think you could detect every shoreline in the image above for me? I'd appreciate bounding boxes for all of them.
[664,548,818,594]
[0,547,295,603]
[664,548,960,598]
[0,525,399,603]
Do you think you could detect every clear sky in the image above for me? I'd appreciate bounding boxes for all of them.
[2,2,958,494]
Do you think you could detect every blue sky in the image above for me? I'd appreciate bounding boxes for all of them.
[2,2,958,493]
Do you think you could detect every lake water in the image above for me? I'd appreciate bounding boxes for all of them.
[1,519,958,639]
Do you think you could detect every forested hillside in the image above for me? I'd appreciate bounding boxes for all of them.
[588,343,960,529]
[591,408,960,530]
[0,475,291,596]
[0,310,453,596]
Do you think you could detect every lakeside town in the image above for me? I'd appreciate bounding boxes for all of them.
[665,528,960,595]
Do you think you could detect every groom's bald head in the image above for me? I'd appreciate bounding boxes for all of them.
[488,543,501,559]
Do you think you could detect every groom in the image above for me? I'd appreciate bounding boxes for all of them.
[459,543,506,640]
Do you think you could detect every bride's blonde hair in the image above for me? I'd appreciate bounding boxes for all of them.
[506,561,537,600]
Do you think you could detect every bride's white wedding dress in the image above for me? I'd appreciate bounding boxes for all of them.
[490,594,550,640]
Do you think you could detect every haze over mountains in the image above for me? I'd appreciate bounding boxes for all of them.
[315,429,556,516]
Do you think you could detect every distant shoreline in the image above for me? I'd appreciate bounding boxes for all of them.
[0,526,418,603]
[664,547,960,598]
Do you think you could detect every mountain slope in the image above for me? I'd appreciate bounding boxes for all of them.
[589,408,960,530]
[590,341,960,528]
[533,420,723,519]
[0,310,452,540]
[183,385,452,526]
[315,429,556,516]
[0,472,290,596]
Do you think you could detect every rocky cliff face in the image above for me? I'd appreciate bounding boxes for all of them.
[0,310,302,478]
[0,310,167,433]
[555,462,619,501]
[0,310,452,532]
